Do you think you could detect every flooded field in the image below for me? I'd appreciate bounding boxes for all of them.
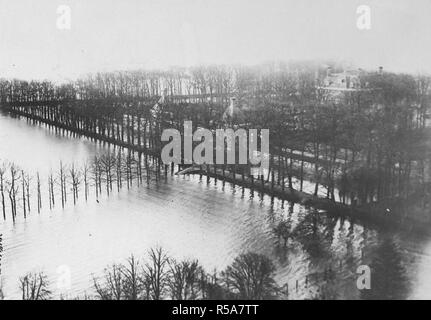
[1,111,431,299]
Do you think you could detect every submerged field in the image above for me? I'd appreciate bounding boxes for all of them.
[1,111,431,299]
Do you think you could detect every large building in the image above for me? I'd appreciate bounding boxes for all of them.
[323,68,365,90]
[318,66,382,103]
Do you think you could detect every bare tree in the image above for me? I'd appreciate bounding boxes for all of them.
[36,172,42,213]
[0,165,6,220]
[58,162,67,208]
[19,272,51,300]
[7,165,19,221]
[143,247,170,300]
[48,171,56,209]
[21,170,27,218]
[222,252,278,300]
[168,259,202,300]
[116,151,123,192]
[92,156,102,198]
[93,264,124,300]
[70,164,81,205]
[82,162,90,201]
[25,173,31,213]
[100,153,116,196]
[121,255,143,300]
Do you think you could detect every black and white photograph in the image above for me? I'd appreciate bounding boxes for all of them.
[0,0,431,307]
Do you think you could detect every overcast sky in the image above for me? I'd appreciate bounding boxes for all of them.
[0,0,430,81]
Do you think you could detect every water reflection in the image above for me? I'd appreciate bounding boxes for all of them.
[361,239,409,300]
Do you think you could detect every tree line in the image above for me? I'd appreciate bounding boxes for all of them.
[2,249,281,300]
[1,61,430,219]
[2,247,345,300]
[0,149,167,222]
[0,242,408,300]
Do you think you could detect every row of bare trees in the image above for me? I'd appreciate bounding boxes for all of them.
[0,163,27,222]
[5,249,278,300]
[0,150,166,222]
[0,62,326,103]
[2,241,405,300]
[93,249,278,300]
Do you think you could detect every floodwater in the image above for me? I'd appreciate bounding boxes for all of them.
[1,110,431,300]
